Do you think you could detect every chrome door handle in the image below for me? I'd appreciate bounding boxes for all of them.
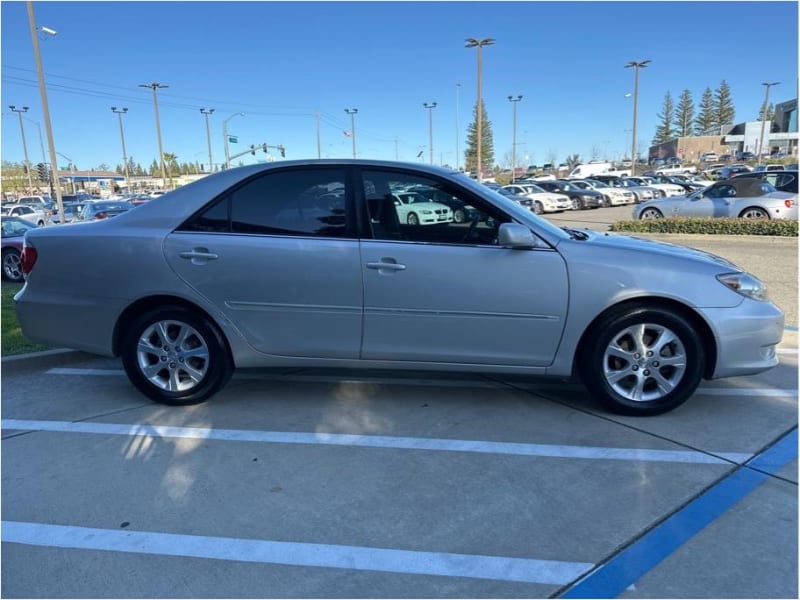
[179,249,219,264]
[366,260,406,271]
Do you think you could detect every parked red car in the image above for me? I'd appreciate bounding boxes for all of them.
[1,216,37,282]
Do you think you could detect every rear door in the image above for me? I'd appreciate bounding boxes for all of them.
[164,166,363,358]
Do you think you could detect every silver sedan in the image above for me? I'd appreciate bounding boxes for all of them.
[634,178,797,220]
[15,160,784,415]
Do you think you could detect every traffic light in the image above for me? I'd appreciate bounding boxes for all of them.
[279,145,285,158]
[23,165,28,174]
[250,144,256,155]
[36,163,47,181]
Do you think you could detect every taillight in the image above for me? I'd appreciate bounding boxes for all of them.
[95,213,107,220]
[21,241,38,275]
[785,197,797,208]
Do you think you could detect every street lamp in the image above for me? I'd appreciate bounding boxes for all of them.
[455,83,461,170]
[26,3,63,221]
[111,107,130,190]
[345,108,358,158]
[758,81,780,164]
[222,112,244,169]
[423,102,437,165]
[23,116,46,164]
[9,105,33,189]
[465,37,494,181]
[138,82,168,186]
[625,60,650,176]
[200,108,215,173]
[508,95,522,182]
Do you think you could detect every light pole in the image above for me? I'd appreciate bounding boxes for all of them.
[9,105,33,189]
[465,38,494,181]
[26,4,63,220]
[758,81,780,164]
[222,112,244,169]
[200,108,214,173]
[423,102,437,165]
[456,83,461,170]
[345,108,358,158]
[111,107,130,190]
[508,95,522,182]
[625,60,650,176]
[24,116,46,164]
[138,82,168,186]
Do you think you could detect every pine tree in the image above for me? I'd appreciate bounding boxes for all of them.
[652,92,675,144]
[758,101,775,122]
[673,90,695,137]
[714,80,735,128]
[464,102,495,174]
[149,159,159,176]
[694,87,716,135]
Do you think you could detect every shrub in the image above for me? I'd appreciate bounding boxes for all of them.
[611,217,798,237]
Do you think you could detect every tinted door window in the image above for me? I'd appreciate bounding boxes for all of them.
[181,168,349,238]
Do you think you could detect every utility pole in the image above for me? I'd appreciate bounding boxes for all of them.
[200,108,214,173]
[315,112,321,159]
[508,95,522,182]
[345,108,358,158]
[222,112,244,169]
[465,38,494,181]
[111,107,130,189]
[139,82,168,185]
[9,105,33,189]
[423,102,437,165]
[625,60,651,176]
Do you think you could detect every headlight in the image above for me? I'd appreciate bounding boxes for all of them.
[717,272,769,301]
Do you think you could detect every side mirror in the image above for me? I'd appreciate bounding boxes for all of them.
[498,223,538,249]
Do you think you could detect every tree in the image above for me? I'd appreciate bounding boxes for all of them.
[149,159,159,176]
[95,163,110,172]
[758,101,775,122]
[714,80,736,129]
[565,154,581,173]
[652,91,675,144]
[694,87,716,135]
[162,152,178,188]
[673,89,695,137]
[463,102,495,175]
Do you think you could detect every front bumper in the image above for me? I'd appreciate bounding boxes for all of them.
[703,300,784,379]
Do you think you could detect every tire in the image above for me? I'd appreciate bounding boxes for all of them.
[453,208,467,223]
[121,306,233,405]
[533,201,544,215]
[639,207,663,220]
[571,197,584,211]
[739,206,770,219]
[578,306,705,415]
[407,212,419,225]
[2,248,23,282]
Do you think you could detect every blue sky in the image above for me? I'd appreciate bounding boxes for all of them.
[1,1,798,172]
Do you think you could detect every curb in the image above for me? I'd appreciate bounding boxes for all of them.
[1,348,96,374]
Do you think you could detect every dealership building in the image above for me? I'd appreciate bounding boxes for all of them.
[648,98,798,162]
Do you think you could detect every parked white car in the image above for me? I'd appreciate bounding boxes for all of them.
[627,177,685,198]
[1,203,48,226]
[581,180,636,206]
[392,192,453,225]
[502,184,573,214]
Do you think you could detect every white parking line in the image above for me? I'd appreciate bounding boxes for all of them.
[1,419,751,464]
[1,520,593,585]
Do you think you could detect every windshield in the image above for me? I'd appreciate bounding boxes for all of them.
[589,180,609,188]
[524,184,546,193]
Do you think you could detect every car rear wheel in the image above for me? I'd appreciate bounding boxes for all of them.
[121,306,233,405]
[639,207,663,219]
[739,207,770,219]
[578,306,704,415]
[2,248,23,282]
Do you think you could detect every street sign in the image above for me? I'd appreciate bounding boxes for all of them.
[228,135,238,144]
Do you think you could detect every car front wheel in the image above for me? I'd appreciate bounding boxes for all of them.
[121,307,233,405]
[639,207,663,219]
[407,212,419,225]
[579,306,705,415]
[571,197,584,210]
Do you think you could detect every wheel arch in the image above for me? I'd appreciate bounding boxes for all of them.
[738,205,771,219]
[112,294,233,362]
[574,297,717,379]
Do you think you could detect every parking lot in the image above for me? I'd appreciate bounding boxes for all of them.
[2,205,797,598]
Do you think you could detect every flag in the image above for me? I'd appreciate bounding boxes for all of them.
[343,130,352,138]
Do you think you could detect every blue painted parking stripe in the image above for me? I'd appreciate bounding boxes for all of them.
[1,418,751,464]
[560,429,797,598]
[2,521,592,585]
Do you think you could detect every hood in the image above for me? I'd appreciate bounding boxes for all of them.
[574,230,740,271]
